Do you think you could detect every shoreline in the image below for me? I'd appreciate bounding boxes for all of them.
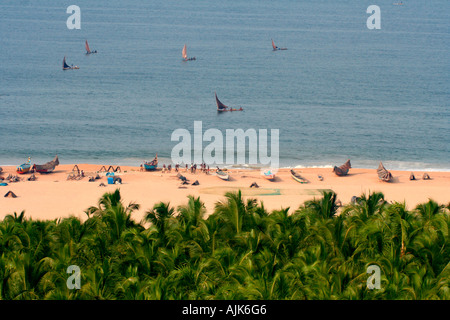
[1,164,449,222]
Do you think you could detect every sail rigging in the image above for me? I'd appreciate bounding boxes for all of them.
[85,40,91,54]
[182,44,188,60]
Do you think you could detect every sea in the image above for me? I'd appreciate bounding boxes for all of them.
[0,0,449,171]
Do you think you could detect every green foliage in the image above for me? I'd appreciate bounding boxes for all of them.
[0,190,448,300]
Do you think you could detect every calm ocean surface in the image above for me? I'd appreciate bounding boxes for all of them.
[0,0,449,170]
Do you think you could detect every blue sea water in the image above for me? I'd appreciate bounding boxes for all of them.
[0,0,449,170]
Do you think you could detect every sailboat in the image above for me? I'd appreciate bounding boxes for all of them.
[63,56,79,70]
[182,44,196,61]
[215,92,243,112]
[85,40,97,54]
[272,39,287,51]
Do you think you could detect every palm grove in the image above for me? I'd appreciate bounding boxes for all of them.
[0,189,448,299]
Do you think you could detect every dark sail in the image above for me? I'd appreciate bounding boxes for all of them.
[63,57,71,69]
[215,92,229,111]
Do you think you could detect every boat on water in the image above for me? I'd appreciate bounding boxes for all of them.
[272,39,287,51]
[215,92,243,112]
[33,155,59,173]
[182,44,196,61]
[262,169,276,181]
[17,157,32,174]
[332,159,351,176]
[393,1,404,5]
[85,40,97,54]
[216,169,229,181]
[377,162,393,182]
[144,154,158,171]
[290,169,308,184]
[63,56,79,70]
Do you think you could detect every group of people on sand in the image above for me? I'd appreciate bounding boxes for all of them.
[161,163,211,174]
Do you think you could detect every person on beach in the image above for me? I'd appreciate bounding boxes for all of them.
[168,164,172,172]
[162,164,166,173]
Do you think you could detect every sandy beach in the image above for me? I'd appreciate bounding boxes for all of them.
[1,164,449,222]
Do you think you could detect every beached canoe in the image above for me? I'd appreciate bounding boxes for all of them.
[377,162,393,182]
[333,159,351,176]
[216,170,229,181]
[17,157,32,174]
[290,169,308,184]
[262,169,275,181]
[34,155,59,173]
[144,154,158,171]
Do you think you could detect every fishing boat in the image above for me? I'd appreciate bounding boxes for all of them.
[33,155,59,173]
[272,39,287,51]
[63,56,79,70]
[85,40,97,54]
[216,169,229,181]
[17,157,32,174]
[377,162,393,182]
[144,154,158,171]
[215,92,243,112]
[290,169,308,184]
[182,44,196,61]
[262,169,276,181]
[332,159,351,176]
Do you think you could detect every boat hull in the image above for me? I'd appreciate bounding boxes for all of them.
[144,164,157,171]
[216,172,229,181]
[35,168,55,174]
[290,170,308,184]
[17,164,31,174]
[262,171,275,181]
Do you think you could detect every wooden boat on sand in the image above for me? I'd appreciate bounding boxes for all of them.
[290,169,308,184]
[33,155,59,173]
[17,157,32,174]
[377,162,393,182]
[333,159,351,176]
[216,169,229,181]
[144,154,158,171]
[262,169,276,181]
